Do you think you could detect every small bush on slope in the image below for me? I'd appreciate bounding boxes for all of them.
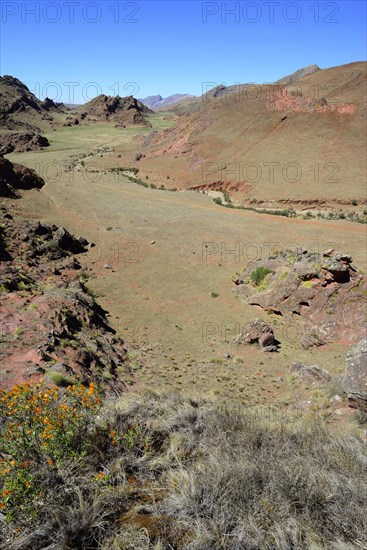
[1,388,366,549]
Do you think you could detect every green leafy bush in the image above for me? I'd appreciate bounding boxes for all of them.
[250,266,272,286]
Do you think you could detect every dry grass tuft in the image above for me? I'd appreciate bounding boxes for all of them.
[1,391,367,549]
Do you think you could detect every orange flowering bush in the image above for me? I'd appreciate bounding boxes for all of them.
[0,380,101,521]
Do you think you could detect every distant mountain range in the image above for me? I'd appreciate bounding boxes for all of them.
[139,65,321,112]
[139,94,197,110]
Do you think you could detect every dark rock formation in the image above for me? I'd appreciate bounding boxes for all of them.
[0,155,44,197]
[0,132,50,154]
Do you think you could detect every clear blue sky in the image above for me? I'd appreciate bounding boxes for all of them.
[1,1,366,103]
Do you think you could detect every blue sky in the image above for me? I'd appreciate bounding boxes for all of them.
[1,1,366,103]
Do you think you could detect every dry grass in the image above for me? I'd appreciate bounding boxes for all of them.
[2,391,367,549]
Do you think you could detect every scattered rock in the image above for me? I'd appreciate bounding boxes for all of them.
[65,257,81,270]
[104,264,112,269]
[300,332,325,349]
[330,395,343,402]
[150,240,156,244]
[233,318,278,351]
[343,337,367,410]
[291,362,331,384]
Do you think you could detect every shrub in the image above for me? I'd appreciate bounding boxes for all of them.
[250,266,272,286]
[1,392,367,548]
[213,197,222,205]
[0,381,101,522]
[48,371,76,387]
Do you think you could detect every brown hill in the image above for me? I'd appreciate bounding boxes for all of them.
[0,75,65,132]
[76,94,153,127]
[276,64,320,84]
[138,62,366,206]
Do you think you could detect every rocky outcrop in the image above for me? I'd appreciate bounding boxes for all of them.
[234,249,367,345]
[233,318,278,352]
[0,157,131,393]
[0,208,131,393]
[41,97,65,112]
[0,155,44,197]
[291,362,331,384]
[0,74,65,131]
[77,94,153,127]
[343,338,367,410]
[0,132,50,154]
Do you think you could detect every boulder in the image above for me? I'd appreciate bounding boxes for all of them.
[300,332,325,349]
[0,155,44,196]
[234,318,278,350]
[343,338,367,410]
[53,227,88,254]
[291,362,331,384]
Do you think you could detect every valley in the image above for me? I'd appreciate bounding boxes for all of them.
[5,105,366,409]
[1,54,366,547]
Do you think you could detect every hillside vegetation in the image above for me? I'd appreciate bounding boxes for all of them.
[1,386,367,549]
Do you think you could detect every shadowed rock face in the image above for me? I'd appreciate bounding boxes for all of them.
[343,338,367,410]
[0,155,44,197]
[0,132,50,154]
[234,249,367,345]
